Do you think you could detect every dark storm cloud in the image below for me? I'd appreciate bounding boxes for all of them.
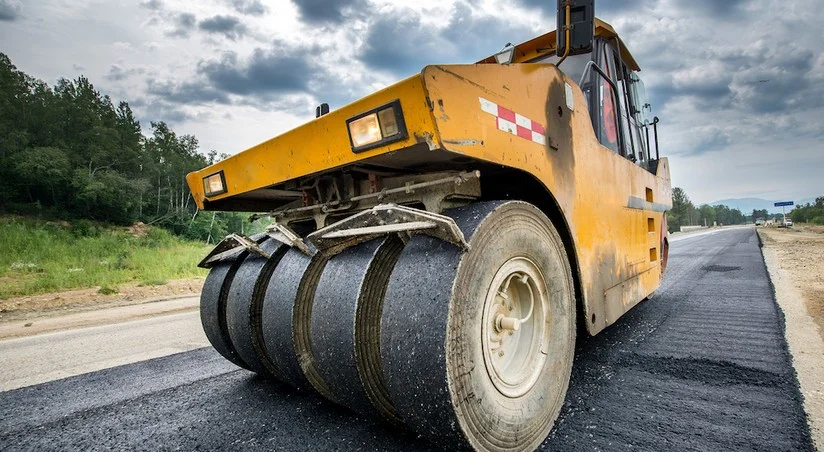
[105,64,146,82]
[679,127,732,156]
[198,15,248,41]
[360,14,437,75]
[440,2,535,60]
[292,0,362,24]
[198,47,312,95]
[677,0,747,18]
[727,46,820,114]
[0,0,21,21]
[147,78,232,105]
[144,103,193,124]
[230,0,267,16]
[644,40,821,117]
[166,12,196,38]
[129,97,194,125]
[145,34,363,112]
[139,0,163,10]
[516,0,654,19]
[360,3,532,76]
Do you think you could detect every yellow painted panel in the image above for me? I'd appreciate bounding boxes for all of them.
[185,75,438,208]
[420,63,671,334]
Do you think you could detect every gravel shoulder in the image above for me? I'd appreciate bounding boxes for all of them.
[759,224,824,449]
[0,278,204,324]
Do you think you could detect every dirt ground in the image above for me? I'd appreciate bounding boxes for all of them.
[759,224,824,341]
[0,278,204,324]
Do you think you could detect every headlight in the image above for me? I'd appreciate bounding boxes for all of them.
[203,171,227,197]
[348,113,382,148]
[346,99,407,152]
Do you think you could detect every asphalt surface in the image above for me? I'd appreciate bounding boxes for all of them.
[0,227,814,451]
[0,305,206,392]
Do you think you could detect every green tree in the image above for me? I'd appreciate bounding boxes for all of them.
[752,209,769,223]
[12,146,71,205]
[0,52,275,239]
[667,187,695,232]
[790,198,824,225]
[698,204,716,226]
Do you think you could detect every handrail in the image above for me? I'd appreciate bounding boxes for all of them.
[651,116,660,160]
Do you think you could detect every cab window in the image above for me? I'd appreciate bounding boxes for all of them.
[533,52,592,85]
[597,43,620,154]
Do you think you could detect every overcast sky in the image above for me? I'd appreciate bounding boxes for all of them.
[1,0,822,204]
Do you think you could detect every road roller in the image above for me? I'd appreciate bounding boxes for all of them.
[186,1,671,449]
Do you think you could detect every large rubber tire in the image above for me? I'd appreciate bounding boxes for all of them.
[381,201,576,451]
[200,256,251,370]
[225,239,287,379]
[310,236,404,422]
[261,248,337,400]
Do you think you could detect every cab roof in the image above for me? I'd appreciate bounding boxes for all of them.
[477,18,641,71]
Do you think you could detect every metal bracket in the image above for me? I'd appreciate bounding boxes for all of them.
[252,170,481,229]
[266,222,315,256]
[306,204,469,253]
[197,233,272,268]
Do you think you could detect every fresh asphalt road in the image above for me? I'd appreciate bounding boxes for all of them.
[0,227,814,451]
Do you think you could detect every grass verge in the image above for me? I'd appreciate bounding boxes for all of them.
[0,217,211,299]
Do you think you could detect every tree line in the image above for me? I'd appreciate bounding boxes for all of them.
[668,187,824,231]
[667,187,746,232]
[0,53,253,241]
[790,198,824,224]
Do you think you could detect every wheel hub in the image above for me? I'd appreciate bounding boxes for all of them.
[481,257,549,398]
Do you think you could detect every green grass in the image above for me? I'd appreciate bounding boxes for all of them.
[138,279,168,287]
[0,217,211,299]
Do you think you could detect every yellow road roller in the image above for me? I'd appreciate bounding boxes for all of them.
[186,1,671,449]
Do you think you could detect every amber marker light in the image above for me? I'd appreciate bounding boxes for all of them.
[203,171,227,197]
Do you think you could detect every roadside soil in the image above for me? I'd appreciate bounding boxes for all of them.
[0,278,204,324]
[759,223,824,449]
[759,224,824,340]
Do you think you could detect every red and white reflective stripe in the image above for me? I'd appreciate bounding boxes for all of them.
[479,97,546,146]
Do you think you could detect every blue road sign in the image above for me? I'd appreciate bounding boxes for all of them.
[774,201,794,207]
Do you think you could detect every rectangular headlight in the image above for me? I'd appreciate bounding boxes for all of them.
[348,113,382,148]
[346,99,407,153]
[203,171,227,197]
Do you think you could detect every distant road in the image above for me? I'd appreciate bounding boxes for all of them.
[0,227,813,450]
[0,298,206,391]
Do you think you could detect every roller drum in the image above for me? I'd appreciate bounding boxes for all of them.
[310,236,404,422]
[261,248,336,400]
[225,239,287,379]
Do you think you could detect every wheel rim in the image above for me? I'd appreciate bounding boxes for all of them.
[481,256,549,398]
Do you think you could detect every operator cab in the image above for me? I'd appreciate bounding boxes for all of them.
[479,18,661,173]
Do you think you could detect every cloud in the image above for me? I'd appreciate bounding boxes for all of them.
[359,13,439,76]
[198,15,247,40]
[105,64,146,82]
[166,12,196,38]
[131,97,195,125]
[359,3,533,77]
[230,0,267,16]
[198,46,313,96]
[145,39,327,111]
[672,0,747,18]
[516,0,654,19]
[139,0,163,10]
[2,0,818,203]
[0,0,21,21]
[146,78,231,105]
[292,0,362,24]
